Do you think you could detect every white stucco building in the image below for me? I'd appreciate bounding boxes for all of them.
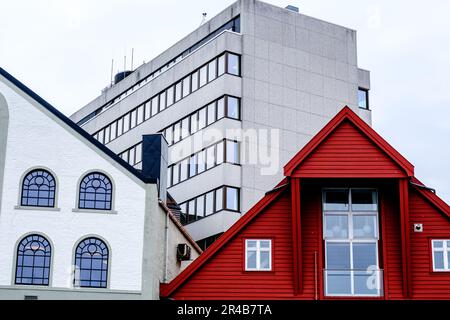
[0,67,201,300]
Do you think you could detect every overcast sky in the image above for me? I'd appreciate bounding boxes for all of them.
[1,0,449,204]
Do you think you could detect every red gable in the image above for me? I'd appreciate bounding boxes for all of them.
[284,106,414,178]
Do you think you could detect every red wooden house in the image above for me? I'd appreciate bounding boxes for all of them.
[160,106,450,300]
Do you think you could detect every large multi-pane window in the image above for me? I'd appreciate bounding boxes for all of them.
[323,188,382,296]
[93,53,241,145]
[162,95,241,147]
[74,237,109,288]
[78,172,113,210]
[167,139,239,188]
[21,169,56,207]
[179,186,240,225]
[77,16,241,126]
[15,234,52,285]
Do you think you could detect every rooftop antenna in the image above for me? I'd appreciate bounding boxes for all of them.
[124,55,126,73]
[110,59,114,86]
[199,12,207,27]
[131,48,134,70]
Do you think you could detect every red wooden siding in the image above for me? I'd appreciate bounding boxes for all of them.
[380,188,403,299]
[171,190,296,300]
[291,120,407,178]
[299,186,322,299]
[409,188,450,299]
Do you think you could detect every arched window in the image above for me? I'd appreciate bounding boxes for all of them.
[21,169,56,207]
[74,237,109,288]
[78,172,112,210]
[15,234,51,285]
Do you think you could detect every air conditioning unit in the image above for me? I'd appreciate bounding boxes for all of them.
[177,243,191,261]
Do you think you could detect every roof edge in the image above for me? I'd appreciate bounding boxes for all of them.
[160,181,289,298]
[0,67,156,185]
[158,200,203,255]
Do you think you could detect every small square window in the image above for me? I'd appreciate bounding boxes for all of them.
[245,239,272,271]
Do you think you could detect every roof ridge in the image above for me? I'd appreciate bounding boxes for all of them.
[160,182,288,298]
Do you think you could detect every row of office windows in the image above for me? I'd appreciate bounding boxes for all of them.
[93,52,241,145]
[179,186,240,225]
[20,169,113,211]
[15,234,109,288]
[167,139,240,188]
[77,15,241,126]
[116,95,241,169]
[161,95,241,147]
[118,142,143,168]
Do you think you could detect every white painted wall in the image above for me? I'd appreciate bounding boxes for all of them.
[0,77,148,292]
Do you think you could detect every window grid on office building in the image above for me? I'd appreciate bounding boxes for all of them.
[179,186,240,225]
[92,52,241,145]
[167,139,240,188]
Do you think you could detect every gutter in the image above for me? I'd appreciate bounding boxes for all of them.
[410,181,436,194]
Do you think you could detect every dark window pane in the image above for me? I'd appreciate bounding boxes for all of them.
[351,189,378,211]
[323,190,349,211]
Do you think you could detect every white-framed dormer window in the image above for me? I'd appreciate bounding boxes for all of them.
[245,239,272,271]
[432,240,450,271]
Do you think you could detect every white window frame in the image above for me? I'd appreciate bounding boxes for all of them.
[432,240,450,271]
[245,239,272,271]
[323,188,382,297]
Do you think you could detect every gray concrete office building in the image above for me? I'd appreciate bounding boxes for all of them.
[70,0,372,249]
